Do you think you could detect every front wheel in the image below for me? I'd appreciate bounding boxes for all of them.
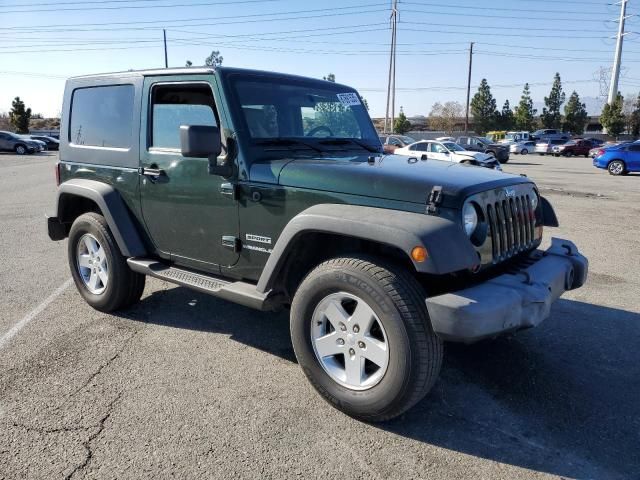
[520,148,528,155]
[290,256,443,422]
[15,144,27,155]
[68,212,145,312]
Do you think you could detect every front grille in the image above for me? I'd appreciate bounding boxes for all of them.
[485,194,536,262]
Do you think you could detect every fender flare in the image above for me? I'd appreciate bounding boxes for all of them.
[256,204,478,293]
[55,179,147,257]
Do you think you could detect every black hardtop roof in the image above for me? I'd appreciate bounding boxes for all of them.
[68,66,355,90]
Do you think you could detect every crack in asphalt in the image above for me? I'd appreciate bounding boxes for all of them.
[64,392,122,480]
[10,422,95,435]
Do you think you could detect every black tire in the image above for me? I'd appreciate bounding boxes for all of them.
[290,256,443,422]
[608,160,627,176]
[68,212,145,312]
[14,144,27,155]
[500,157,509,164]
[566,151,574,157]
[520,149,528,155]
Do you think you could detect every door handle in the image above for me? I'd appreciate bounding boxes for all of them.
[139,166,166,183]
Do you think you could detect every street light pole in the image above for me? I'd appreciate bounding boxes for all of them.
[464,42,474,133]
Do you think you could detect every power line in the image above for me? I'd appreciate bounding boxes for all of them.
[0,6,388,31]
[400,0,611,15]
[403,8,615,23]
[0,0,289,13]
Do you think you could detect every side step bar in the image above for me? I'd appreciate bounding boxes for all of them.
[127,258,273,311]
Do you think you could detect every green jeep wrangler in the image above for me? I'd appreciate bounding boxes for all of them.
[47,67,588,421]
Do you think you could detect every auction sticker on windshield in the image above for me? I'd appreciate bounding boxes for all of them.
[336,92,361,107]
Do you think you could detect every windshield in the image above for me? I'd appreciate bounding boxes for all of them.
[475,137,490,145]
[228,74,379,156]
[398,135,416,144]
[442,142,465,152]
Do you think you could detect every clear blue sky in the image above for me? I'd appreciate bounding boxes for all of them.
[1,0,640,119]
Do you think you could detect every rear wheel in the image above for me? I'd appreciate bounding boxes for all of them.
[521,148,529,155]
[290,256,443,422]
[566,151,574,157]
[608,160,627,176]
[68,212,145,312]
[14,144,27,155]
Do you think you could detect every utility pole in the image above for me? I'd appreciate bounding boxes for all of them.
[608,0,628,104]
[384,0,398,133]
[464,42,474,133]
[163,29,168,68]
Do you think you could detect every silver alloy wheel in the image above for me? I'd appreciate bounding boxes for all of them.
[15,145,26,155]
[609,161,624,175]
[76,233,109,294]
[311,292,389,391]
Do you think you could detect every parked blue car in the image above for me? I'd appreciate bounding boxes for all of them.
[593,143,640,175]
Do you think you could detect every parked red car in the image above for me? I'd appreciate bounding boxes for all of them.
[553,139,593,157]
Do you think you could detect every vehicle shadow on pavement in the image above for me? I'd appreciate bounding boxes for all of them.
[119,289,639,478]
[379,299,640,479]
[120,285,296,363]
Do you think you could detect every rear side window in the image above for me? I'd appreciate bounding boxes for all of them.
[70,85,134,148]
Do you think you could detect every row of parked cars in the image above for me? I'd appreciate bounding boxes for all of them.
[0,130,59,154]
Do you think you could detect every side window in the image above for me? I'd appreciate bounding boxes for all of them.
[458,137,468,144]
[416,143,429,152]
[389,137,402,147]
[408,144,418,151]
[70,85,134,148]
[628,144,640,152]
[150,83,218,150]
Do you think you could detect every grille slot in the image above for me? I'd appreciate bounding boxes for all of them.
[485,194,536,262]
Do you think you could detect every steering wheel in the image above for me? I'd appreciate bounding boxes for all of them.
[306,125,334,137]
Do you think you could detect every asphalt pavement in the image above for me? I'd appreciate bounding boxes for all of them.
[1,151,639,479]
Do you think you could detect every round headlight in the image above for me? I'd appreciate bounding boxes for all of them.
[462,202,478,236]
[530,193,539,211]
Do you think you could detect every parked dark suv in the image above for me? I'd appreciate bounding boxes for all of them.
[47,67,588,422]
[454,135,510,163]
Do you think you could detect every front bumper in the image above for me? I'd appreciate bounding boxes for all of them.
[425,238,588,343]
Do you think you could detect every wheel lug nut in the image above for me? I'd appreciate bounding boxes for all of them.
[358,341,365,349]
[349,348,355,356]
[353,325,359,333]
[339,323,347,332]
[336,338,345,346]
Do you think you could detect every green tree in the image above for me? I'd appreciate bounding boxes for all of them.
[9,97,31,134]
[362,97,369,111]
[185,60,193,67]
[563,91,588,135]
[514,83,537,131]
[470,79,497,135]
[393,108,412,134]
[629,93,640,138]
[497,100,514,131]
[601,93,626,138]
[540,73,565,129]
[204,50,223,67]
[323,73,336,82]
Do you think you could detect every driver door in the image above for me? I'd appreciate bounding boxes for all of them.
[429,143,451,162]
[138,76,239,271]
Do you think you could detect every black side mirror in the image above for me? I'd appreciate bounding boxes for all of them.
[180,125,222,158]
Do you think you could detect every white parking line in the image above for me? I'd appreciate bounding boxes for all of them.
[0,279,73,350]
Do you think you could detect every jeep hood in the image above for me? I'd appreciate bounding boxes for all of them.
[252,154,533,208]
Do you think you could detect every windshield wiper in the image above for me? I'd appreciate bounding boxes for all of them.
[255,138,323,154]
[319,138,380,153]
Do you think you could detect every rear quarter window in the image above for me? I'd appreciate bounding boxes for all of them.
[69,85,134,148]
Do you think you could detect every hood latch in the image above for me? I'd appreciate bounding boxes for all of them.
[426,186,443,215]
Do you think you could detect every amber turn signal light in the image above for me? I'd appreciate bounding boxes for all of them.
[411,246,428,263]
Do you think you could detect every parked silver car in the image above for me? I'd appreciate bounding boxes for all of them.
[510,140,537,155]
[0,130,44,154]
[535,139,567,155]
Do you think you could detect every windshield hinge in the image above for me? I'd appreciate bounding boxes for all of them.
[426,186,443,215]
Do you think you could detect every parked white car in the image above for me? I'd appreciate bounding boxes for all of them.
[510,140,537,155]
[394,140,502,170]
